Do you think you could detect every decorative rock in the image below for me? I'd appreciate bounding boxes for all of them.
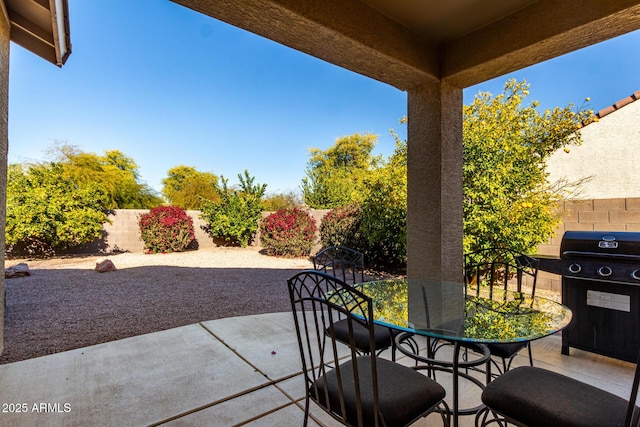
[5,263,31,278]
[95,259,117,273]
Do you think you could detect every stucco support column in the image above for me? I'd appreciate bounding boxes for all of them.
[406,81,463,329]
[0,1,10,354]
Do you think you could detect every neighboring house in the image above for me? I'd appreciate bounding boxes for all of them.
[539,92,640,291]
[547,91,640,199]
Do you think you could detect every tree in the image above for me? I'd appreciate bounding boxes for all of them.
[104,149,140,177]
[313,79,591,267]
[359,127,408,266]
[301,133,381,208]
[309,125,408,267]
[162,165,219,210]
[6,163,110,255]
[463,79,593,253]
[6,142,164,255]
[200,170,267,247]
[262,190,303,212]
[48,142,162,209]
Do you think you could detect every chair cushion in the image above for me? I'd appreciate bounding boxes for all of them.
[486,341,527,359]
[330,319,393,353]
[313,356,445,427]
[482,366,639,427]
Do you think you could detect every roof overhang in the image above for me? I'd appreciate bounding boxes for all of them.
[171,0,640,90]
[5,0,71,67]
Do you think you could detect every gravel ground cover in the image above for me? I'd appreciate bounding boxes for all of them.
[1,248,558,365]
[1,247,315,364]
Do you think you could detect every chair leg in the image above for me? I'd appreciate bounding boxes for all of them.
[486,357,504,380]
[475,406,510,427]
[475,406,490,427]
[390,329,397,362]
[303,394,310,427]
[438,400,452,426]
[503,343,533,373]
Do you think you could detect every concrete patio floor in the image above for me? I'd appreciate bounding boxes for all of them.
[0,311,636,427]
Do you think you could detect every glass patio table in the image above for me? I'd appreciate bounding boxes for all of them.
[342,278,573,427]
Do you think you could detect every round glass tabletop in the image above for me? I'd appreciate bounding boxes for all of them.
[351,279,572,343]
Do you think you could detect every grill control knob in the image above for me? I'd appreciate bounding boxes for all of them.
[568,263,581,274]
[598,266,613,277]
[632,270,640,280]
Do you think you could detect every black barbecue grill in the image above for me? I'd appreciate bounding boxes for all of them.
[559,231,640,362]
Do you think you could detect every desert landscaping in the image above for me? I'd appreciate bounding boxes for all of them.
[1,247,316,364]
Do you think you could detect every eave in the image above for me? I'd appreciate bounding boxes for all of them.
[5,0,71,67]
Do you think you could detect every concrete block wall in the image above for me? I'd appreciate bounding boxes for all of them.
[102,210,147,253]
[79,208,330,255]
[22,199,640,293]
[536,197,640,292]
[101,210,253,253]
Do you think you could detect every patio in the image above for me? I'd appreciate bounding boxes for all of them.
[0,311,634,426]
[2,3,640,424]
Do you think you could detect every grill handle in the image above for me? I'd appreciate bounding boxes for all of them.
[562,251,640,261]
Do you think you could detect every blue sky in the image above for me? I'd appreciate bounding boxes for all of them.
[8,0,640,195]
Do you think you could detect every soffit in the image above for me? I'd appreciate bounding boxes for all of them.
[171,0,640,90]
[5,0,71,67]
[360,0,537,43]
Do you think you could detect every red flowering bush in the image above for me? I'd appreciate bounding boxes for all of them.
[260,207,317,257]
[138,206,195,253]
[320,203,368,251]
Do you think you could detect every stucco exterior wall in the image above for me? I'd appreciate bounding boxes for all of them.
[547,98,640,199]
[0,1,10,355]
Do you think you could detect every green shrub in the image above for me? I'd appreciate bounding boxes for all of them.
[260,207,317,257]
[139,206,195,253]
[359,175,407,268]
[6,163,110,256]
[317,163,407,269]
[199,171,267,247]
[319,203,367,250]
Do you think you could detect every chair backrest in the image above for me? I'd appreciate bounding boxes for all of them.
[287,270,381,426]
[464,247,539,298]
[625,347,640,427]
[313,246,365,284]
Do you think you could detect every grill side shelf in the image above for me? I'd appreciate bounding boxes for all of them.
[536,256,564,275]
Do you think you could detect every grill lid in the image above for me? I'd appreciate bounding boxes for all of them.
[560,231,640,260]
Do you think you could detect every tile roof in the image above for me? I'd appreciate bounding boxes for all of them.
[583,90,640,126]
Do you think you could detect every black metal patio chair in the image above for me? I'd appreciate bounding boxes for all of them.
[422,247,539,385]
[476,348,640,427]
[464,247,540,376]
[287,270,450,427]
[313,245,366,284]
[313,245,399,361]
